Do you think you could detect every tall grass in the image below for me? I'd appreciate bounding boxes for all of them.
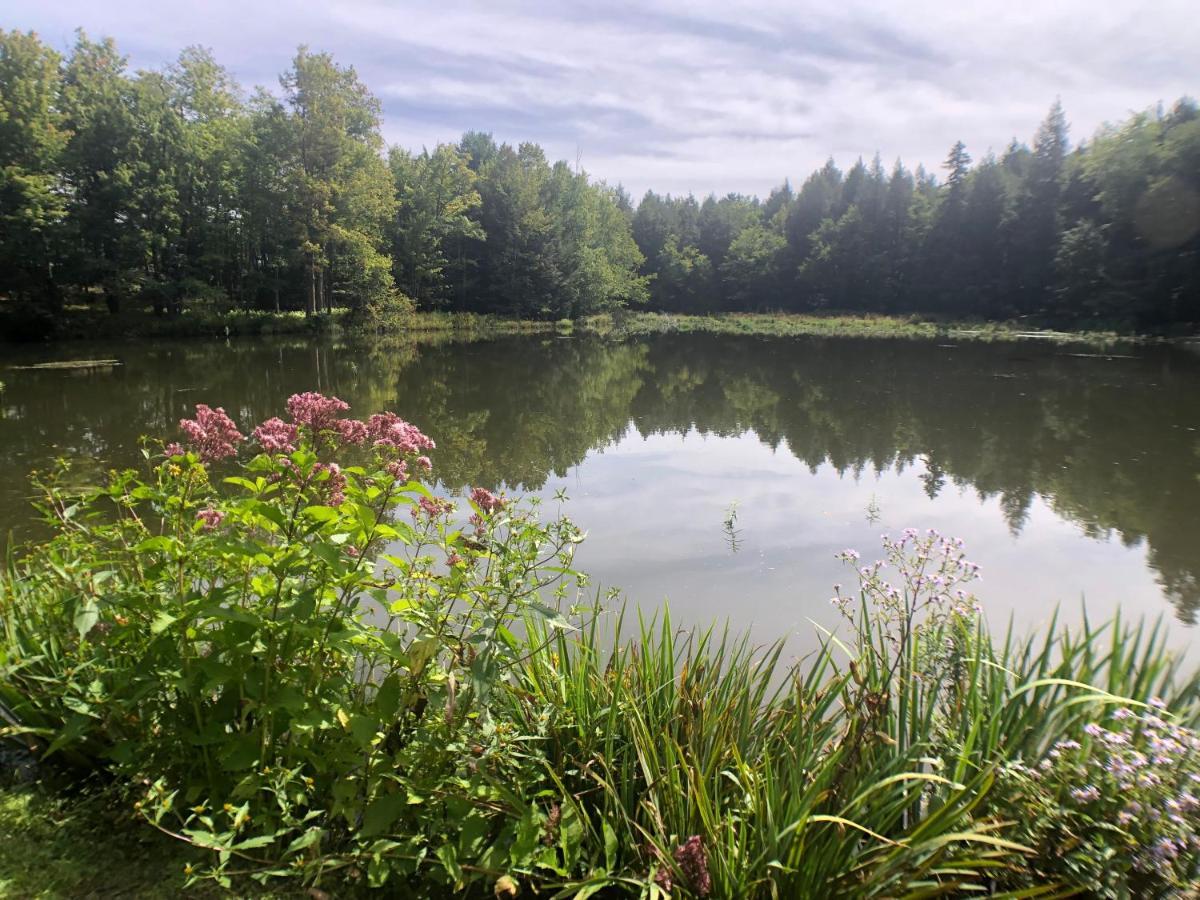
[497,601,1200,897]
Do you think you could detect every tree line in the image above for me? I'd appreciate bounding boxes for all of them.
[634,102,1200,327]
[0,30,645,332]
[1,28,1198,333]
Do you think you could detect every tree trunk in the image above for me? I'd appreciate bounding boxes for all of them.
[306,255,316,317]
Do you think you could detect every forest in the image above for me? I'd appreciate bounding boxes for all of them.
[1,28,1198,336]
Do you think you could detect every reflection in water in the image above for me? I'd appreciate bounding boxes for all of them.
[1,333,1198,634]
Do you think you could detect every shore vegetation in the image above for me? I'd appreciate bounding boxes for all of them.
[2,395,1198,897]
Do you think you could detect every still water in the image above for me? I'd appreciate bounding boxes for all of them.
[2,332,1198,654]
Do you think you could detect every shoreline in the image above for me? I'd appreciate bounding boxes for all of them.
[3,306,1184,348]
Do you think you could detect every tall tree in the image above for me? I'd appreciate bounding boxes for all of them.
[0,30,67,314]
[166,46,246,302]
[59,32,142,305]
[279,46,395,316]
[1008,101,1069,312]
[388,144,483,306]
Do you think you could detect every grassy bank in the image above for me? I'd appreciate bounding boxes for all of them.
[2,394,1199,897]
[0,299,566,343]
[0,302,351,342]
[582,310,1135,345]
[4,299,1154,347]
[0,784,239,899]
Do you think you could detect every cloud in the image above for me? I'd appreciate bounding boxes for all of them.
[6,0,1197,198]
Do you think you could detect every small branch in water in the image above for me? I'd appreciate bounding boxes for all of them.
[723,501,742,553]
[865,493,882,525]
[9,359,122,371]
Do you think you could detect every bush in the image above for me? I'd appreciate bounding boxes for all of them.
[0,297,58,341]
[994,703,1200,894]
[358,289,417,332]
[0,393,585,893]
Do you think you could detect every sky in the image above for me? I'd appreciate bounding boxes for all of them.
[7,0,1198,198]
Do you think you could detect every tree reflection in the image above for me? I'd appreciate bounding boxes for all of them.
[1,332,1197,620]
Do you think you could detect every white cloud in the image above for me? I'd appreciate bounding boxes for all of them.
[7,0,1197,197]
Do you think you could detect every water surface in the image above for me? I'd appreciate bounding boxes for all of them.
[2,332,1197,654]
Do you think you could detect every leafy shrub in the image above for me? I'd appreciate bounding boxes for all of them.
[358,288,416,332]
[0,297,57,341]
[995,703,1200,895]
[0,392,585,892]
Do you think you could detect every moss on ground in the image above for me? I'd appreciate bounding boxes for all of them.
[0,784,293,899]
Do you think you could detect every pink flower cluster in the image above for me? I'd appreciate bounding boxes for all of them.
[252,417,299,454]
[335,418,368,445]
[179,405,243,462]
[314,462,347,506]
[367,412,437,455]
[412,496,454,520]
[286,392,350,432]
[174,394,436,490]
[470,487,505,514]
[196,507,225,531]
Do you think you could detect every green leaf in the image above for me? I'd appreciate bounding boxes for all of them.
[249,501,288,530]
[223,476,260,492]
[509,805,542,867]
[531,602,575,631]
[73,599,99,639]
[311,543,346,568]
[376,675,401,720]
[407,637,439,676]
[574,883,617,900]
[150,611,178,635]
[302,505,341,523]
[135,536,178,554]
[285,827,324,857]
[219,736,260,772]
[350,714,378,748]
[436,843,463,886]
[233,833,279,851]
[361,791,407,838]
[559,801,583,869]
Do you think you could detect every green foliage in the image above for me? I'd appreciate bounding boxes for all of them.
[631,99,1200,331]
[1,26,1195,334]
[0,30,648,333]
[278,46,397,317]
[4,426,1200,895]
[451,136,648,319]
[0,30,67,315]
[993,703,1200,895]
[388,144,483,306]
[0,395,586,892]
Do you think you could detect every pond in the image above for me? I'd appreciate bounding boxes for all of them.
[2,332,1198,654]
